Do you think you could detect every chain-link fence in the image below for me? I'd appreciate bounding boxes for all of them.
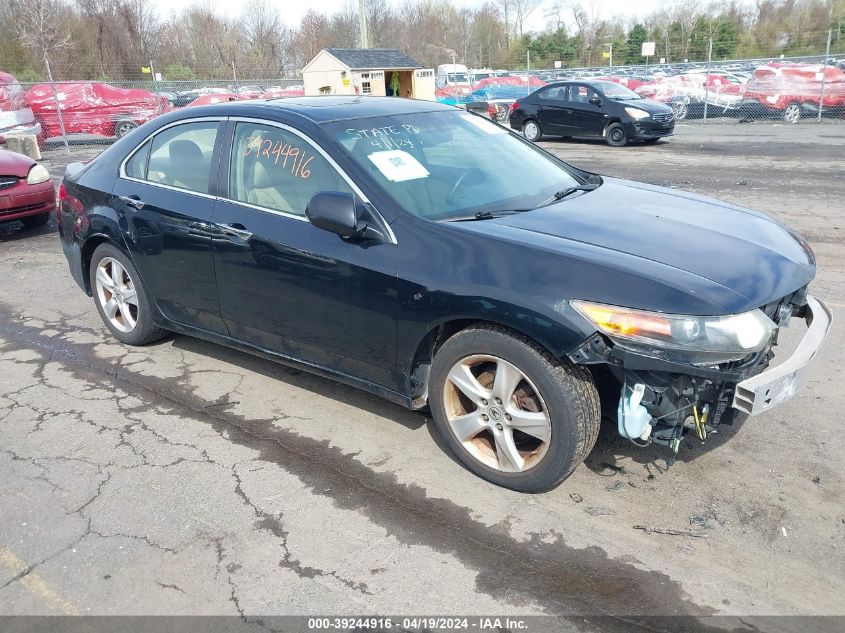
[436,44,845,126]
[3,52,845,155]
[1,78,304,151]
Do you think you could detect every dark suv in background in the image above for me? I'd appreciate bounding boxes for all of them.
[509,80,675,146]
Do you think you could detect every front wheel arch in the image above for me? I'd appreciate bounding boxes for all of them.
[407,318,575,405]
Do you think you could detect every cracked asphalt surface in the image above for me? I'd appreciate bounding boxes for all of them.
[0,123,842,629]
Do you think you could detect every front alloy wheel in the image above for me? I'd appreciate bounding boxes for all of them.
[429,325,600,492]
[783,104,801,123]
[443,354,551,473]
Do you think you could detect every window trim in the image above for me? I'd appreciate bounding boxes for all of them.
[224,116,397,245]
[118,115,397,245]
[118,116,225,200]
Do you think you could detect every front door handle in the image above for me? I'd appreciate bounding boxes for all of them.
[219,223,253,241]
[119,195,144,210]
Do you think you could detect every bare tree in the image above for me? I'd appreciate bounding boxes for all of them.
[512,0,540,37]
[16,0,72,81]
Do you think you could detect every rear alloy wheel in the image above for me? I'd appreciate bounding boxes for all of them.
[115,121,138,138]
[522,120,542,142]
[783,104,801,123]
[430,325,600,492]
[90,243,166,346]
[605,122,628,147]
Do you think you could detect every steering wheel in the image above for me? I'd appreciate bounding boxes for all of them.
[446,168,486,206]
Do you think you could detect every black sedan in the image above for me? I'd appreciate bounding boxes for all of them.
[58,97,830,492]
[509,80,676,146]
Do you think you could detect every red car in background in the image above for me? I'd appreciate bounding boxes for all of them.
[185,92,246,107]
[740,63,845,122]
[0,72,41,138]
[260,87,306,99]
[26,82,170,139]
[635,73,744,119]
[0,135,56,228]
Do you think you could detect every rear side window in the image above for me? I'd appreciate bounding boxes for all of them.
[538,87,566,100]
[229,122,352,217]
[125,140,151,179]
[141,122,220,194]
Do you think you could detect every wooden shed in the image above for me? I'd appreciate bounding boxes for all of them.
[302,48,436,101]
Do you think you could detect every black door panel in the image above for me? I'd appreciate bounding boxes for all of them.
[211,120,399,389]
[212,201,398,388]
[114,183,226,333]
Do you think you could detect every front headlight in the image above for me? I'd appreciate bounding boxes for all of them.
[571,300,776,365]
[27,164,51,185]
[624,107,651,120]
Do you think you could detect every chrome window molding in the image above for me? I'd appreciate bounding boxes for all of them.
[117,114,397,245]
[118,116,224,186]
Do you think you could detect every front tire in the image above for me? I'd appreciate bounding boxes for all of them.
[783,103,801,123]
[429,325,600,492]
[89,243,166,346]
[522,119,542,142]
[605,122,628,147]
[115,121,138,138]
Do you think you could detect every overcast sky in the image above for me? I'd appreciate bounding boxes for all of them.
[151,0,667,34]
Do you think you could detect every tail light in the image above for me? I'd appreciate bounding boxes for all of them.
[56,182,66,220]
[510,101,520,112]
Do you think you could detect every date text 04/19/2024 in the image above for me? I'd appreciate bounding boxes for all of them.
[306,616,529,630]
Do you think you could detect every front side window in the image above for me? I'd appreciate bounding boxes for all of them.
[143,122,220,194]
[230,122,352,217]
[328,110,581,221]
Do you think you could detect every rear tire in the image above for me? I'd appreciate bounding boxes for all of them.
[21,212,51,227]
[522,119,542,142]
[429,325,600,492]
[605,122,628,147]
[89,243,167,346]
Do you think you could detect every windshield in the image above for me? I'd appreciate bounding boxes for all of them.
[447,73,469,83]
[327,110,581,221]
[599,82,642,100]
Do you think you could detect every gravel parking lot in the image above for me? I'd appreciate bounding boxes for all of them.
[1,123,842,630]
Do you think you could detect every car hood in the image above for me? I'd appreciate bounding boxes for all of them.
[609,98,671,114]
[0,148,35,178]
[463,178,815,311]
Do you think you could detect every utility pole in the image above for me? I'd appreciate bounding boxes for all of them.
[526,49,530,96]
[818,29,832,122]
[358,0,368,48]
[703,38,712,122]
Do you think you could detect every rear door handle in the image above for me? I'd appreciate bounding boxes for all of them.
[219,223,253,241]
[119,195,144,210]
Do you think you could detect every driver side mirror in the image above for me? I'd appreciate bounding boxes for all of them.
[589,96,602,106]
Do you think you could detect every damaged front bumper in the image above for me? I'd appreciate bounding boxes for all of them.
[569,294,832,447]
[732,295,831,415]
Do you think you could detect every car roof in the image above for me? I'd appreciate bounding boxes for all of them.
[182,96,453,123]
[543,80,621,89]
